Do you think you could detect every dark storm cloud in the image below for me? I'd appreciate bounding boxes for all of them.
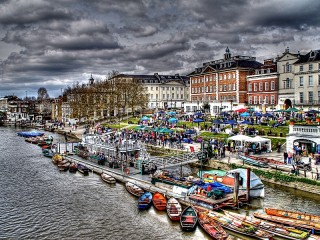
[0,0,320,98]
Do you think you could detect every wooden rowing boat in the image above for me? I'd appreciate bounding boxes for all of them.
[166,197,182,221]
[137,192,152,210]
[253,212,320,233]
[265,208,320,222]
[180,206,198,231]
[125,182,144,197]
[198,211,229,239]
[206,210,273,240]
[152,192,167,211]
[224,211,310,239]
[101,173,116,184]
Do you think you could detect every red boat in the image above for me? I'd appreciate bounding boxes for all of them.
[198,211,230,239]
[152,192,167,211]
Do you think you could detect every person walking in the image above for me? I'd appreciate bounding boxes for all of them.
[283,151,288,164]
[287,151,292,165]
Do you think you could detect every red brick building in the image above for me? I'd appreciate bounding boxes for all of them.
[247,59,279,112]
[187,47,262,113]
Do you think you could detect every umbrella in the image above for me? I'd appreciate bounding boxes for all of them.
[193,118,204,123]
[234,108,247,113]
[168,111,176,115]
[263,113,274,117]
[153,127,163,132]
[134,125,145,130]
[220,112,230,116]
[240,112,250,117]
[240,120,252,125]
[274,109,285,112]
[306,109,320,114]
[212,119,223,124]
[194,111,204,117]
[284,107,299,112]
[168,117,178,123]
[141,116,150,121]
[159,128,173,133]
[254,112,262,117]
[185,129,196,134]
[225,119,237,125]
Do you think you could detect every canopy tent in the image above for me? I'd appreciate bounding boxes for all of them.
[134,125,145,130]
[227,135,253,149]
[254,112,262,117]
[167,111,176,115]
[306,109,320,114]
[244,136,271,152]
[159,128,173,133]
[262,112,274,117]
[240,112,250,117]
[193,118,204,123]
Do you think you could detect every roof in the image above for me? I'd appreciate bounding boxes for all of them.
[294,50,320,64]
[112,73,189,84]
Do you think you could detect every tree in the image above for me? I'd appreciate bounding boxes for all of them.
[37,87,49,101]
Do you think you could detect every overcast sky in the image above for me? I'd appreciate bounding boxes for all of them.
[0,0,320,98]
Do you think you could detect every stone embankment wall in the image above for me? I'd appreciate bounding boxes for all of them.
[199,160,320,196]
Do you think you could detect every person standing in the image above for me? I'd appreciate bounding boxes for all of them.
[283,151,288,164]
[287,151,292,165]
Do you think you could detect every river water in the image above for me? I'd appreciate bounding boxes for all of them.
[1,127,320,240]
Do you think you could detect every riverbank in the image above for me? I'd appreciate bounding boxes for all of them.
[52,124,320,195]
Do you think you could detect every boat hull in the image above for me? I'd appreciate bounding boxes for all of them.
[166,197,182,221]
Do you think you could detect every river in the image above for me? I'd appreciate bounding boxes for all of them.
[1,127,319,240]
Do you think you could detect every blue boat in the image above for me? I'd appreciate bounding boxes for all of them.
[17,131,45,138]
[137,192,153,209]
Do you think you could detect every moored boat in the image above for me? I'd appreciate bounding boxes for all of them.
[77,163,90,175]
[68,162,78,173]
[206,210,274,240]
[224,210,310,239]
[253,212,320,234]
[137,192,152,210]
[166,197,182,221]
[125,182,144,197]
[180,206,198,231]
[152,192,167,211]
[265,208,320,222]
[43,149,54,158]
[101,172,116,184]
[198,211,229,239]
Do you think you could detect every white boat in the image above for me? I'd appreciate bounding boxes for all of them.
[101,173,116,184]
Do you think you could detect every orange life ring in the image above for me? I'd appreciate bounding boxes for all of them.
[125,168,130,175]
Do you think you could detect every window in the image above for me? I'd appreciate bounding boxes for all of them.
[180,94,183,99]
[210,76,212,81]
[219,85,222,91]
[191,88,194,94]
[233,73,235,78]
[308,75,313,86]
[219,75,222,80]
[156,87,158,90]
[151,87,153,91]
[233,84,236,90]
[172,93,174,98]
[162,87,165,90]
[206,86,208,92]
[299,76,304,86]
[224,74,226,80]
[156,94,158,99]
[285,63,291,72]
[308,91,313,104]
[265,96,269,104]
[214,86,216,92]
[228,84,231,91]
[223,85,227,91]
[249,96,253,104]
[162,94,165,99]
[198,87,200,93]
[271,81,275,90]
[259,83,263,91]
[228,73,231,79]
[271,95,275,104]
[259,96,263,104]
[206,76,208,82]
[299,92,304,104]
[265,82,269,91]
[254,83,257,91]
[166,87,169,90]
[299,65,303,72]
[309,64,313,71]
[209,86,212,92]
[283,78,292,89]
[180,87,183,91]
[172,87,174,90]
[201,87,204,92]
[254,96,257,104]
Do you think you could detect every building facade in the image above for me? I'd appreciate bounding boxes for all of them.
[187,47,262,114]
[247,59,279,112]
[293,49,320,109]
